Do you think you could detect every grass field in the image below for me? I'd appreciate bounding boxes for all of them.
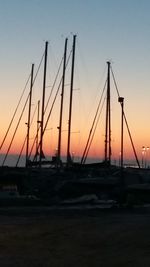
[0,206,150,267]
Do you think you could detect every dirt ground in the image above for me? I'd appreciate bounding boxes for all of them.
[0,206,150,267]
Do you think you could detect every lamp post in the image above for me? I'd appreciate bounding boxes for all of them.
[118,97,124,170]
[118,96,124,206]
[146,147,149,168]
[142,146,145,168]
[142,146,149,168]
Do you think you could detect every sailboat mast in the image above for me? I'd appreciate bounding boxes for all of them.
[67,35,76,165]
[104,61,111,165]
[26,63,34,167]
[57,38,68,163]
[35,100,40,162]
[39,41,48,166]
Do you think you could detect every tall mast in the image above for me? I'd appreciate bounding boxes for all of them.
[67,35,76,165]
[57,38,68,163]
[104,61,111,165]
[39,41,48,167]
[35,100,40,162]
[26,63,34,167]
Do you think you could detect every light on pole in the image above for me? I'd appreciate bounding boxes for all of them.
[142,146,149,168]
[118,97,124,170]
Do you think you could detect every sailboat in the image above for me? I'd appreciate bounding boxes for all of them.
[1,35,147,208]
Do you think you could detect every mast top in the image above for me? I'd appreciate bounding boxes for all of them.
[107,61,111,65]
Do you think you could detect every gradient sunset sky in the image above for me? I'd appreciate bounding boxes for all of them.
[0,0,150,165]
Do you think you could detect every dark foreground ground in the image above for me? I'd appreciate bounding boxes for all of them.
[0,205,150,267]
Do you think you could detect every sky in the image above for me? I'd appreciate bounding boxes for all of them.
[0,0,150,166]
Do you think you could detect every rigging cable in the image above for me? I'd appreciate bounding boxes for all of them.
[0,51,44,152]
[0,73,31,150]
[2,92,30,166]
[2,51,45,165]
[43,50,72,144]
[110,66,140,168]
[29,49,72,161]
[81,79,107,164]
[15,102,38,167]
[83,96,106,164]
[32,52,45,86]
[44,56,63,114]
[28,60,65,160]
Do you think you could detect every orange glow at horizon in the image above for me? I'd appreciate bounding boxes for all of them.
[0,127,147,165]
[1,48,150,167]
[1,88,149,167]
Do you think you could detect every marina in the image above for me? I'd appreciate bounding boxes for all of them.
[0,35,150,208]
[1,2,150,266]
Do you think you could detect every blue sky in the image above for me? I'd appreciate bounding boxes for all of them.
[1,0,150,61]
[0,0,149,90]
[0,0,150,164]
[0,0,150,77]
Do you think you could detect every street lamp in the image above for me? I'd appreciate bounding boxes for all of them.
[118,97,124,206]
[142,146,145,168]
[118,97,124,170]
[142,146,149,168]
